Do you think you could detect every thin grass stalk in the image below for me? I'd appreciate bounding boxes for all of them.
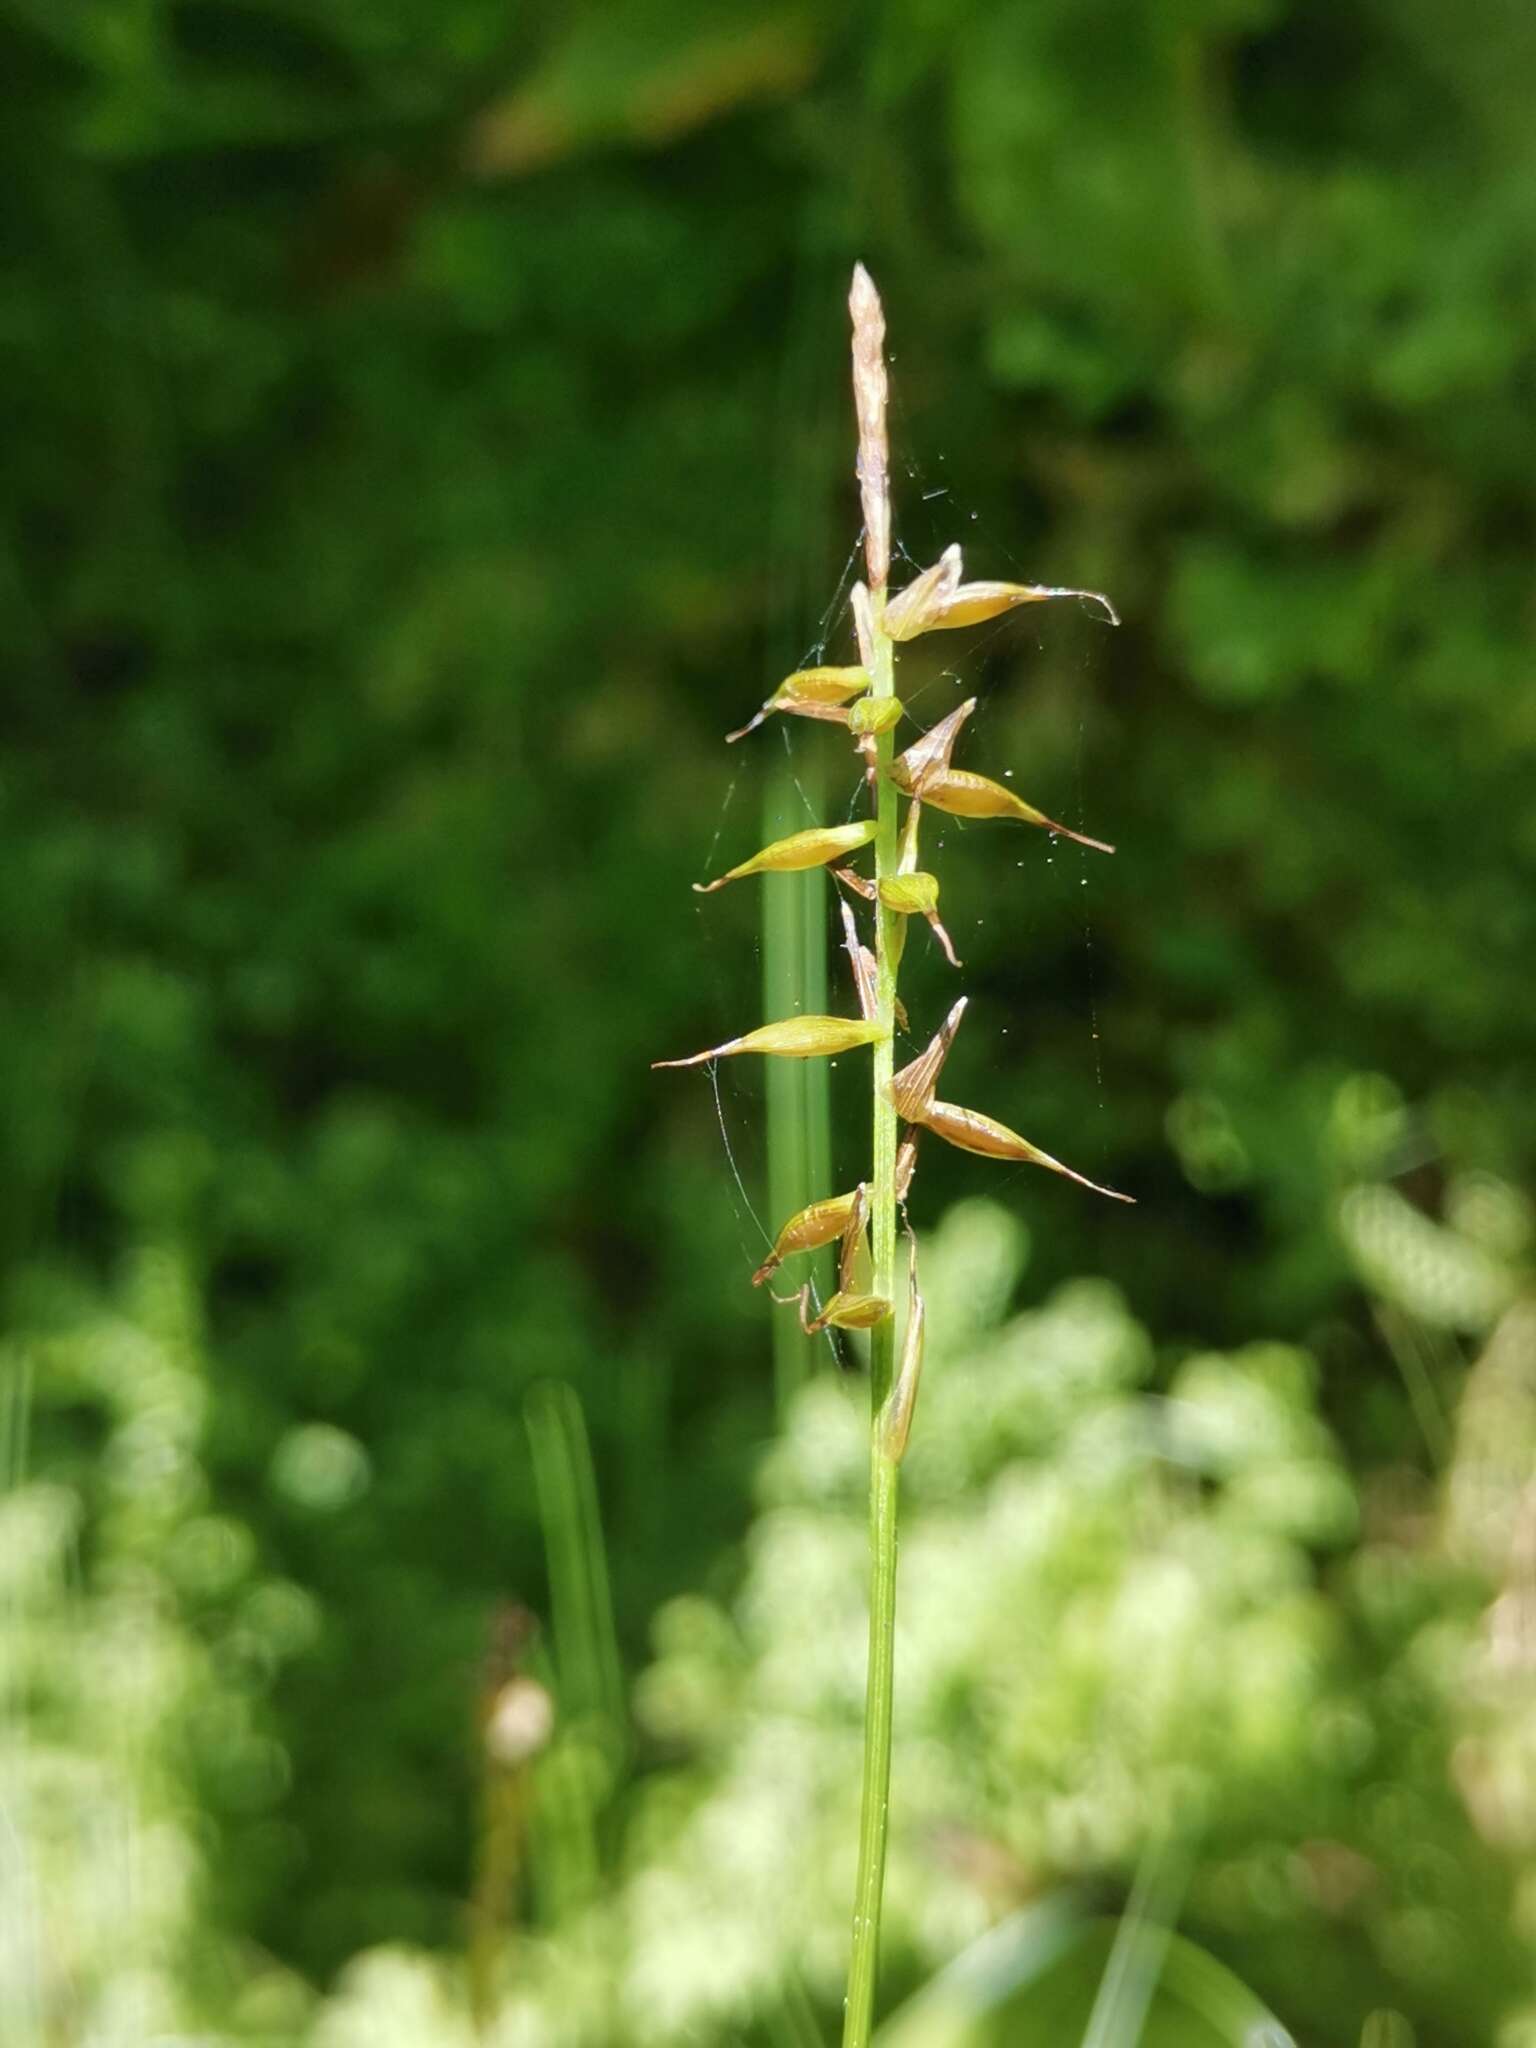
[764,756,833,1414]
[524,1380,625,1760]
[524,1382,618,1934]
[763,246,839,1419]
[843,264,900,2042]
[842,571,900,2048]
[657,260,1127,2043]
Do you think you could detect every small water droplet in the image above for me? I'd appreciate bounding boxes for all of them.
[969,510,978,521]
[1004,768,1013,778]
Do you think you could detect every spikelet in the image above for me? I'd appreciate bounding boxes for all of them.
[652,1015,883,1069]
[849,264,891,595]
[884,542,1118,640]
[725,666,870,743]
[890,764,1114,855]
[770,1183,891,1333]
[847,696,905,737]
[694,820,878,893]
[877,872,959,967]
[752,1190,860,1287]
[770,1282,892,1334]
[913,577,1118,634]
[921,1099,1133,1202]
[807,1291,892,1333]
[877,873,938,916]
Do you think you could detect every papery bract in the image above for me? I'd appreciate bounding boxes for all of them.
[887,998,968,1120]
[880,1235,925,1461]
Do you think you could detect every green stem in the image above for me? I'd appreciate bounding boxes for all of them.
[842,595,900,2048]
[764,755,832,1419]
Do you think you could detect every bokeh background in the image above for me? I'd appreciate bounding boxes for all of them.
[3,2,1534,2043]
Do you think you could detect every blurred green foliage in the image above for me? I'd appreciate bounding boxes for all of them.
[1,0,1534,2038]
[309,1201,1534,2045]
[0,1248,312,2040]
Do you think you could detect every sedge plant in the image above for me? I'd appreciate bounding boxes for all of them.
[655,265,1131,2046]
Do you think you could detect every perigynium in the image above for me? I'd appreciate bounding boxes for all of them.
[655,264,1130,2047]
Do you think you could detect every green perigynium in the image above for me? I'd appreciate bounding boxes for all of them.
[655,265,1130,2045]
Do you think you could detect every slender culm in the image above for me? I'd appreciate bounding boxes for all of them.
[841,261,901,2048]
[655,265,1129,2045]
